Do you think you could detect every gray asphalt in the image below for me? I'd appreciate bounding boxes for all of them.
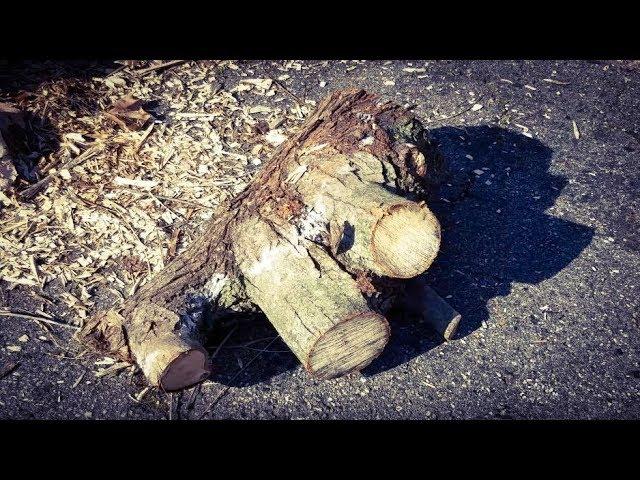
[1,60,639,419]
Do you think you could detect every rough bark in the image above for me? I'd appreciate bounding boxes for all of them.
[77,88,445,390]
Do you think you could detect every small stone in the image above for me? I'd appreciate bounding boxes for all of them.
[7,345,22,352]
[473,169,484,175]
[18,335,29,343]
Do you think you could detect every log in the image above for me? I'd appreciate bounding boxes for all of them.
[234,217,390,378]
[291,150,441,278]
[77,88,445,390]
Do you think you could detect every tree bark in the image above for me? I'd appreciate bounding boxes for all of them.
[77,88,445,390]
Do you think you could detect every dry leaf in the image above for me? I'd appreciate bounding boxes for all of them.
[106,95,152,131]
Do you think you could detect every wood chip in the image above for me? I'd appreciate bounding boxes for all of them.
[264,129,287,147]
[572,120,580,139]
[95,361,130,378]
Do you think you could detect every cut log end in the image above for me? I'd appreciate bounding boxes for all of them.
[305,312,390,380]
[443,313,462,341]
[403,280,462,342]
[371,203,441,278]
[135,333,211,392]
[159,348,211,392]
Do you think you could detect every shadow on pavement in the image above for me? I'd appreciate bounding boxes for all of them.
[364,125,595,376]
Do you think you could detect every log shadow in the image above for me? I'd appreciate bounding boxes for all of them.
[363,125,595,376]
[204,313,299,388]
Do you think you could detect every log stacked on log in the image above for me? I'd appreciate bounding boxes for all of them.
[77,88,456,390]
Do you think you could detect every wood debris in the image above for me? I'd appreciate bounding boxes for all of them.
[572,120,580,140]
[543,78,570,85]
[0,60,309,338]
[0,103,24,198]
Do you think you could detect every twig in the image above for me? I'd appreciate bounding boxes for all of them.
[0,309,80,330]
[264,66,304,106]
[106,64,127,78]
[0,362,19,380]
[224,336,279,348]
[210,325,238,361]
[105,185,213,210]
[228,346,290,353]
[19,147,99,200]
[272,78,304,106]
[135,122,155,152]
[199,336,280,419]
[135,60,186,77]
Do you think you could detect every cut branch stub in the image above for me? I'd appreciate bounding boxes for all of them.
[290,150,441,279]
[403,278,461,341]
[77,88,445,390]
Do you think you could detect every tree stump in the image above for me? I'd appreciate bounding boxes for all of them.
[77,88,445,390]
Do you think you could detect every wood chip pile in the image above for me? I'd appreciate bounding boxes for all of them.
[0,60,316,327]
